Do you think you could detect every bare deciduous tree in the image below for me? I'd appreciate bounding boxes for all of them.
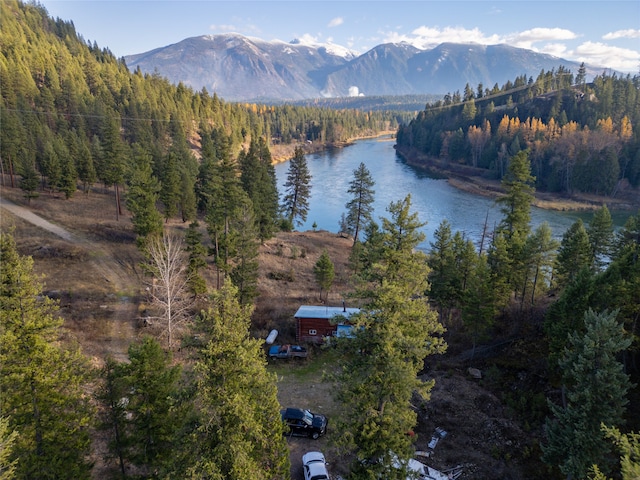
[144,233,193,349]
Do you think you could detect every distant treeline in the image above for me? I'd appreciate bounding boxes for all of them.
[396,67,640,196]
[274,94,444,114]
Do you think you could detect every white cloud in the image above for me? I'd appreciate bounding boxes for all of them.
[603,29,640,40]
[514,28,577,43]
[379,24,638,72]
[348,86,363,96]
[382,25,579,51]
[573,41,640,72]
[538,43,569,58]
[328,17,344,28]
[382,26,501,49]
[507,28,577,50]
[295,33,321,45]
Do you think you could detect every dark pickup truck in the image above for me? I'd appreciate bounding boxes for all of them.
[280,407,328,439]
[268,344,308,359]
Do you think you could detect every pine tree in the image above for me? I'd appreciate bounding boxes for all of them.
[239,137,279,241]
[555,218,592,288]
[0,108,26,188]
[313,249,335,302]
[520,222,558,307]
[230,201,260,306]
[75,134,97,194]
[0,416,18,480]
[97,357,129,478]
[587,204,614,271]
[427,220,458,323]
[18,155,39,204]
[591,426,640,480]
[100,116,126,218]
[187,283,290,479]
[576,62,587,86]
[204,132,248,286]
[159,152,181,222]
[542,309,632,479]
[452,231,477,295]
[461,253,496,353]
[125,143,164,244]
[493,149,536,296]
[39,139,61,193]
[281,147,311,227]
[486,229,514,311]
[379,194,426,284]
[195,127,226,213]
[344,162,375,245]
[612,212,639,261]
[0,232,94,479]
[351,220,385,281]
[121,337,185,475]
[544,268,596,366]
[179,169,197,223]
[332,196,445,476]
[58,152,78,199]
[185,221,208,296]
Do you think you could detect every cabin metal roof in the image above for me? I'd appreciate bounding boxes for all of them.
[294,305,360,319]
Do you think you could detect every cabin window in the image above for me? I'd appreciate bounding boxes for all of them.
[308,329,317,335]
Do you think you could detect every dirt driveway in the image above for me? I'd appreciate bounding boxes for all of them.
[1,194,141,363]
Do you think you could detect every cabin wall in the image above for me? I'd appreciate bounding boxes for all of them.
[296,317,337,344]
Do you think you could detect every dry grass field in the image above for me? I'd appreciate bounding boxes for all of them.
[1,183,541,479]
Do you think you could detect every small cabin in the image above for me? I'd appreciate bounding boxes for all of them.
[294,305,360,344]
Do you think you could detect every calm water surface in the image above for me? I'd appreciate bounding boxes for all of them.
[275,136,630,252]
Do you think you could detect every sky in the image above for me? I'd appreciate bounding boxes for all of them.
[38,0,640,73]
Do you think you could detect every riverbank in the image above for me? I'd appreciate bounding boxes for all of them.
[395,146,640,213]
[270,131,396,165]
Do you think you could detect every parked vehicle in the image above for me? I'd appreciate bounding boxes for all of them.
[268,344,308,359]
[281,407,328,439]
[302,451,330,480]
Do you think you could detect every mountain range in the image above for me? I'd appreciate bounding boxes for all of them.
[124,34,602,103]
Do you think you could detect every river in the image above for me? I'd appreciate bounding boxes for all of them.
[275,136,630,252]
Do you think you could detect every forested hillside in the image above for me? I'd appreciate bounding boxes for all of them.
[396,68,640,199]
[0,0,404,201]
[1,1,640,479]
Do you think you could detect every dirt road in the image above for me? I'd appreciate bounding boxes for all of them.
[1,196,77,241]
[1,194,140,363]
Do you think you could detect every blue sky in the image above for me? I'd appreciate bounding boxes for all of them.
[39,0,640,72]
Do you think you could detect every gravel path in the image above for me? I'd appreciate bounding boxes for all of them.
[1,196,77,242]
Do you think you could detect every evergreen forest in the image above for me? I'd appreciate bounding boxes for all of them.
[396,67,640,197]
[1,1,639,479]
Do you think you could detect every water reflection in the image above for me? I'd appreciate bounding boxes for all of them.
[275,137,630,251]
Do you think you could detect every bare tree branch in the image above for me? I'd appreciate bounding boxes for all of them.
[144,233,193,349]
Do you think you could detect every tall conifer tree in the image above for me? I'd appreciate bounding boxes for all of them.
[490,149,536,299]
[126,143,164,244]
[239,137,279,241]
[188,283,290,479]
[230,200,260,306]
[344,162,375,245]
[332,195,445,477]
[313,249,335,302]
[587,204,614,271]
[282,147,311,228]
[555,219,592,288]
[0,232,94,479]
[542,309,632,479]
